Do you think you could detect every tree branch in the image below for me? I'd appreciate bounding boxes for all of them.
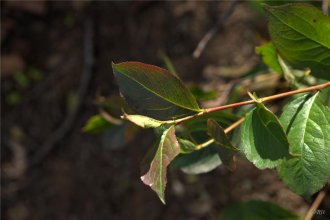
[175,81,330,125]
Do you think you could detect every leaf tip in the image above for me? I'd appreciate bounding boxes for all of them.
[140,174,146,183]
[141,174,166,204]
[160,197,166,205]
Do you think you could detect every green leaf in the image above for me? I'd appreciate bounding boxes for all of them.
[278,91,330,197]
[265,3,330,80]
[178,138,198,154]
[207,119,237,171]
[170,145,222,174]
[219,200,299,220]
[122,113,172,128]
[240,104,290,169]
[112,62,202,120]
[256,42,283,74]
[83,115,113,133]
[140,125,180,204]
[13,71,30,88]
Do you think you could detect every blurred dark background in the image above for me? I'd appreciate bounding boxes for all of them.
[1,1,329,220]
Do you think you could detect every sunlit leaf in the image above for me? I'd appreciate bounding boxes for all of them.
[278,91,330,197]
[240,104,290,169]
[265,3,330,80]
[256,42,283,74]
[122,113,173,128]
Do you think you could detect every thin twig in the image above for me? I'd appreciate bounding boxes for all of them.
[31,18,94,165]
[224,117,245,133]
[322,0,329,15]
[175,81,330,125]
[304,189,327,220]
[192,0,239,59]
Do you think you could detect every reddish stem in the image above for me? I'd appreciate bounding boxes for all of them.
[175,81,330,125]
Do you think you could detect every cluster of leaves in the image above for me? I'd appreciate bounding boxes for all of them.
[256,3,330,85]
[85,3,330,217]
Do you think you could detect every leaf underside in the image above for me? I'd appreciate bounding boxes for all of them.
[140,125,180,204]
[170,145,222,175]
[122,113,168,128]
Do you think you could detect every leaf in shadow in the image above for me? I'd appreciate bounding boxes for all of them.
[207,119,238,171]
[112,62,201,120]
